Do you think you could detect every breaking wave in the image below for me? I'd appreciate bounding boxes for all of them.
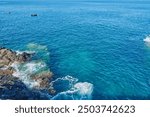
[51,76,93,100]
[7,43,94,100]
[143,35,150,43]
[11,61,47,88]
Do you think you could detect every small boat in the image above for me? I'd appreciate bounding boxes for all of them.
[31,14,37,17]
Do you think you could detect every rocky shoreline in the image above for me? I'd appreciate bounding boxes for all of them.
[0,47,55,99]
[0,47,32,76]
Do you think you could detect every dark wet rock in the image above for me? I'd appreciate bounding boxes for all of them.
[0,75,18,87]
[0,75,52,100]
[17,52,33,62]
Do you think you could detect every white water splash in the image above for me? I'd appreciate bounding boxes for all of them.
[144,35,150,43]
[16,50,35,55]
[11,61,47,88]
[51,75,93,100]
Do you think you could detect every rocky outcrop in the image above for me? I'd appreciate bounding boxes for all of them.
[0,47,33,88]
[0,47,33,67]
[0,75,51,100]
[0,47,33,77]
[0,75,18,87]
[0,67,15,76]
[0,47,54,99]
[31,71,53,89]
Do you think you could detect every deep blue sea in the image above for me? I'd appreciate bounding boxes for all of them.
[0,0,150,100]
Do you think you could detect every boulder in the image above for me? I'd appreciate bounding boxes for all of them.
[0,75,18,87]
[0,47,55,99]
[0,67,15,76]
[0,47,33,66]
[31,71,53,89]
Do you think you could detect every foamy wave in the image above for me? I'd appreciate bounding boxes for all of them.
[73,82,93,99]
[50,75,78,88]
[11,61,47,88]
[8,43,94,100]
[144,35,150,43]
[51,76,93,100]
[16,50,35,55]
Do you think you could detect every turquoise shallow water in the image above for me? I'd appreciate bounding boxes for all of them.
[0,0,150,99]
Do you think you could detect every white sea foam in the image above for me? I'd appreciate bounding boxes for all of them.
[0,66,9,70]
[50,75,78,88]
[73,82,93,99]
[11,61,47,88]
[16,50,35,55]
[9,43,51,89]
[144,35,150,43]
[9,43,93,100]
[11,62,93,99]
[51,76,93,100]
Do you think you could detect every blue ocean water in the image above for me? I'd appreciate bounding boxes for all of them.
[0,0,150,100]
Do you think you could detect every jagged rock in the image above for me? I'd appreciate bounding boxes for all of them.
[0,67,15,76]
[31,71,53,89]
[0,47,54,99]
[0,47,33,67]
[0,75,52,100]
[0,47,33,76]
[17,52,32,62]
[0,75,18,86]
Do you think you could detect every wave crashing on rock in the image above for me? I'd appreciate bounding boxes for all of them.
[0,44,93,100]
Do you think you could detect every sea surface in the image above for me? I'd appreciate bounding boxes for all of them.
[0,0,150,100]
